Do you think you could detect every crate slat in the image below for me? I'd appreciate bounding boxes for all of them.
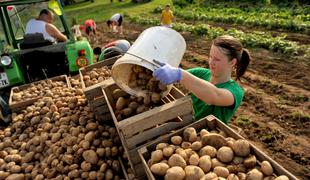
[118,96,192,138]
[102,82,194,177]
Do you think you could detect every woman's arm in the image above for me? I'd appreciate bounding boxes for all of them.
[180,70,235,106]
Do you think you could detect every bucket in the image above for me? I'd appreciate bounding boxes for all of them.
[111,26,186,97]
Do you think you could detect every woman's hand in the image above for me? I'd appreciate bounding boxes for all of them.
[152,60,181,85]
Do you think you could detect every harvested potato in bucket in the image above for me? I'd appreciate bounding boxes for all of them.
[128,65,167,94]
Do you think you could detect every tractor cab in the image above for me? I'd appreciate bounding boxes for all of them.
[0,0,94,90]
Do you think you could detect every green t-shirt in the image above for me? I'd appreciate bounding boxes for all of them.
[187,68,244,124]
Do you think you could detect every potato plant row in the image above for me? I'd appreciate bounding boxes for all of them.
[82,67,111,87]
[0,87,130,180]
[11,79,68,103]
[147,127,289,180]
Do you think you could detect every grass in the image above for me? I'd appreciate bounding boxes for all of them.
[64,0,171,25]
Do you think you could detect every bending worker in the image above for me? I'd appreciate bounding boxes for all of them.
[153,35,251,124]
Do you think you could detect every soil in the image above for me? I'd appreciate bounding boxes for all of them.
[91,22,310,179]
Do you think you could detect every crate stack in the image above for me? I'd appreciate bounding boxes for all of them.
[102,82,194,179]
[79,56,120,122]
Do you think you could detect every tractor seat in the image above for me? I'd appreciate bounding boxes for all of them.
[20,33,54,49]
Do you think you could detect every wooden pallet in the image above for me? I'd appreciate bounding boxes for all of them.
[138,115,298,180]
[9,75,70,112]
[102,82,194,178]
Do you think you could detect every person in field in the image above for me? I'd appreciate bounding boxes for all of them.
[25,9,67,42]
[160,4,174,28]
[106,13,124,35]
[84,19,97,43]
[153,35,251,124]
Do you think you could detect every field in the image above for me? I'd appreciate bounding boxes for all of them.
[30,1,302,179]
[66,0,310,178]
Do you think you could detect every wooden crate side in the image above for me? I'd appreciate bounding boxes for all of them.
[119,157,130,180]
[118,96,192,138]
[93,105,110,115]
[169,86,185,99]
[79,56,119,91]
[138,115,298,180]
[84,78,114,101]
[89,96,106,107]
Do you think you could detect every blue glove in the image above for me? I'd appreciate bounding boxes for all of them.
[152,60,182,85]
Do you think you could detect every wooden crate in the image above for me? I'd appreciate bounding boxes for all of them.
[79,55,120,102]
[103,82,194,178]
[9,75,70,112]
[138,115,298,180]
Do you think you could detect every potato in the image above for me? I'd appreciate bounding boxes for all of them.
[116,97,126,110]
[151,93,161,103]
[181,142,191,149]
[247,169,263,180]
[274,175,289,180]
[227,174,240,180]
[261,161,274,176]
[128,101,139,110]
[199,145,217,158]
[199,155,212,173]
[191,141,202,151]
[163,146,174,157]
[237,172,247,180]
[214,167,230,178]
[165,166,185,180]
[189,154,199,165]
[200,129,209,137]
[176,150,189,162]
[121,107,133,117]
[105,169,113,180]
[156,143,169,150]
[171,136,182,145]
[0,171,10,179]
[243,155,257,169]
[183,127,197,142]
[151,150,163,163]
[150,163,169,176]
[200,172,218,180]
[168,154,187,168]
[232,139,250,157]
[211,158,226,169]
[227,164,246,174]
[143,94,151,105]
[217,146,234,163]
[5,174,25,180]
[184,165,204,180]
[264,176,276,180]
[232,156,244,165]
[82,150,98,164]
[136,105,147,114]
[201,133,228,149]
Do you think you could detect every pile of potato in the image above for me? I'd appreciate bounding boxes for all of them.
[69,76,82,88]
[147,127,289,180]
[128,65,167,94]
[82,67,111,87]
[0,87,128,179]
[11,79,68,103]
[113,88,162,121]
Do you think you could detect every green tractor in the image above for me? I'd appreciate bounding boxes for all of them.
[0,0,94,122]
